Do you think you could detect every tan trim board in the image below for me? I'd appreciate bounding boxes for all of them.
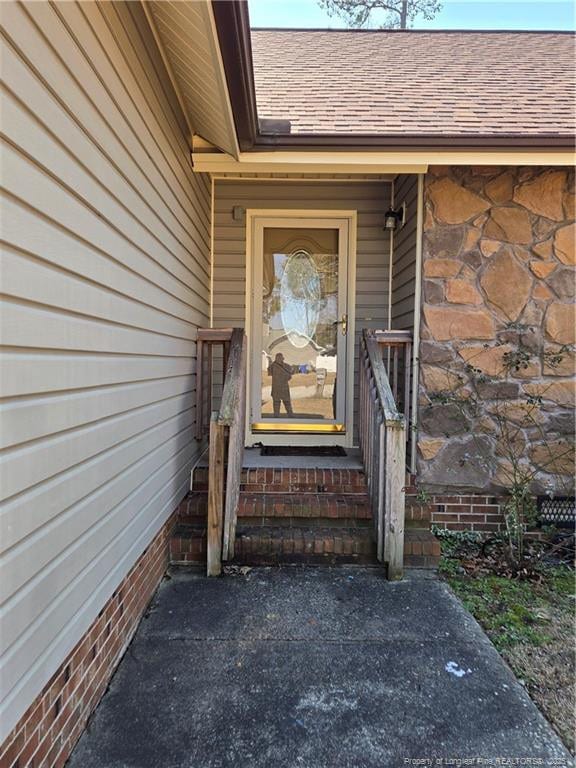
[194,149,576,174]
[211,174,396,182]
[196,152,428,174]
[387,177,395,331]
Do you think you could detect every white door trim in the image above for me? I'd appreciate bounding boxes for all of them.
[244,209,357,447]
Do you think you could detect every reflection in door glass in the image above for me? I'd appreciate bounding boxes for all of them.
[261,228,339,421]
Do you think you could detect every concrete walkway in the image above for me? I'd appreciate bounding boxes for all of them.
[69,568,571,768]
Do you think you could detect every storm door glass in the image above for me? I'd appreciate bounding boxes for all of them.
[255,226,346,429]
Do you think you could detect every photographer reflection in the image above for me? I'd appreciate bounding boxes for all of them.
[268,353,294,417]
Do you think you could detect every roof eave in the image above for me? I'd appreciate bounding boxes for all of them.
[211,1,576,156]
[254,133,576,151]
[211,0,259,151]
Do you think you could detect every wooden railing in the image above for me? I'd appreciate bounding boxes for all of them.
[359,329,407,580]
[195,327,234,441]
[203,328,247,577]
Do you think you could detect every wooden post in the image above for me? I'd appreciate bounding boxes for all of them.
[403,340,412,428]
[223,340,230,379]
[195,337,203,440]
[392,345,399,401]
[222,332,247,561]
[360,329,409,580]
[207,414,225,577]
[206,343,212,437]
[384,419,406,580]
[376,420,385,562]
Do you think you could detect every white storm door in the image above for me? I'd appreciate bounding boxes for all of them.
[250,216,352,436]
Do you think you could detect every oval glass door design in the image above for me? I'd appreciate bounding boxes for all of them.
[280,249,322,347]
[251,220,350,434]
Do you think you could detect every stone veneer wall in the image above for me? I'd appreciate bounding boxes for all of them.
[417,166,575,498]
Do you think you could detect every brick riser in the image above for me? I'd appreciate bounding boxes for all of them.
[177,494,372,526]
[193,467,369,494]
[170,523,440,568]
[235,526,376,565]
[239,493,373,520]
[170,524,376,566]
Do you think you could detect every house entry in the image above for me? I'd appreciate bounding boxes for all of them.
[249,214,355,441]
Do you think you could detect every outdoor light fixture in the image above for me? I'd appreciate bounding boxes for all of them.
[383,202,407,231]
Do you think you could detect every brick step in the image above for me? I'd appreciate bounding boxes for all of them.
[405,503,434,532]
[177,515,371,529]
[239,516,372,529]
[177,515,206,527]
[405,503,432,524]
[170,525,441,570]
[404,529,441,569]
[170,523,206,564]
[238,492,372,520]
[177,491,372,522]
[176,492,207,518]
[170,524,376,565]
[233,526,377,565]
[192,466,368,494]
[405,518,434,530]
[181,491,432,525]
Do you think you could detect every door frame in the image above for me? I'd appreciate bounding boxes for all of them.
[244,209,357,447]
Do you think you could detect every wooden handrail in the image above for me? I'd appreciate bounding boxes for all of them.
[220,329,246,564]
[359,329,406,580]
[363,331,403,423]
[372,329,412,434]
[217,328,246,425]
[207,415,225,577]
[206,328,247,576]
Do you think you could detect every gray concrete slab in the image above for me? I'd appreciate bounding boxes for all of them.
[197,448,364,471]
[242,447,364,470]
[69,568,571,768]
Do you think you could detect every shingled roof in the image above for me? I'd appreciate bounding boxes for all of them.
[250,29,576,139]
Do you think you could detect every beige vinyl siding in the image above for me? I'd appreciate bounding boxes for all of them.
[391,174,419,331]
[0,0,209,741]
[390,175,421,468]
[212,180,392,437]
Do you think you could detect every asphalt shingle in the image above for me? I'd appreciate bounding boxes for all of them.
[251,29,576,137]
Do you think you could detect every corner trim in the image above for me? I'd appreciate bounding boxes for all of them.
[410,174,425,475]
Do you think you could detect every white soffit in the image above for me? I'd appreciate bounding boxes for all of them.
[145,0,239,156]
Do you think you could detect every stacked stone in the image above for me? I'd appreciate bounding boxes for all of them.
[418,166,575,494]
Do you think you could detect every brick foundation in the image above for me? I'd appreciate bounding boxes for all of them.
[0,507,180,768]
[407,491,506,532]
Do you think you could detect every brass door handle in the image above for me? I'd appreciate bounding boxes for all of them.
[334,314,348,336]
